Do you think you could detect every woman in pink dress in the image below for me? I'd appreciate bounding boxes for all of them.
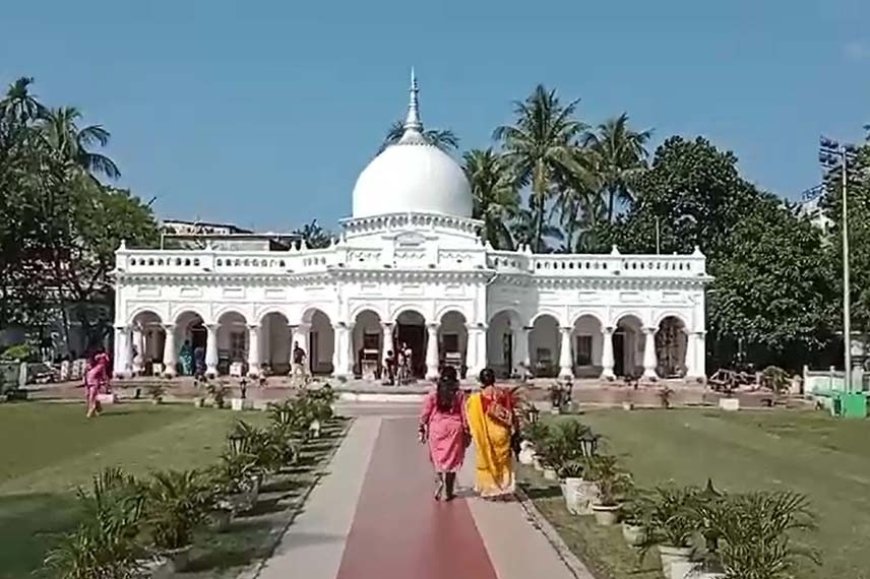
[84,350,110,418]
[419,365,468,501]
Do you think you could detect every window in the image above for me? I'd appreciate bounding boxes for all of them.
[575,335,593,366]
[229,331,246,362]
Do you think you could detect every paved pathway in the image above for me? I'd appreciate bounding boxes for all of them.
[256,410,582,579]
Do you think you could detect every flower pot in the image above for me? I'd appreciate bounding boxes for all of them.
[658,545,693,577]
[231,398,249,411]
[591,503,620,526]
[562,477,584,514]
[518,441,536,465]
[622,401,634,411]
[193,397,205,408]
[162,545,193,573]
[543,468,558,481]
[532,456,543,471]
[574,480,599,515]
[669,561,708,579]
[207,508,233,532]
[621,522,646,546]
[309,419,322,438]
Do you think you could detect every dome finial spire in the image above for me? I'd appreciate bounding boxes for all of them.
[403,67,423,133]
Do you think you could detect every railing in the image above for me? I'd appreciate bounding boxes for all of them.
[116,249,334,274]
[487,251,707,277]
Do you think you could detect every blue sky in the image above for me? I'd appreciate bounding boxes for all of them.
[2,0,868,231]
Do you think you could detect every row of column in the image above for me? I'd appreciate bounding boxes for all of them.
[508,325,705,380]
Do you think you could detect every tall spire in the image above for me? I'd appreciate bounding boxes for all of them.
[402,67,423,133]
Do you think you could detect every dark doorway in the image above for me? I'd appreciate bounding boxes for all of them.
[397,323,425,377]
[502,332,513,378]
[189,322,207,350]
[613,332,625,377]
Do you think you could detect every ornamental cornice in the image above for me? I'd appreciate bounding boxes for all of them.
[114,272,334,287]
[490,273,710,291]
[328,268,494,284]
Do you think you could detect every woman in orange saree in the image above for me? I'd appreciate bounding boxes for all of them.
[466,368,519,499]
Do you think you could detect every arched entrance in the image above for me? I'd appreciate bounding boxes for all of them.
[217,311,248,376]
[439,311,468,378]
[614,314,644,378]
[572,314,603,378]
[130,311,165,376]
[353,309,383,379]
[529,314,560,378]
[395,310,426,378]
[486,309,525,378]
[175,311,206,376]
[261,312,291,375]
[656,316,687,378]
[302,309,334,375]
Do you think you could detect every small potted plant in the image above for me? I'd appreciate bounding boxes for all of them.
[620,489,651,547]
[639,485,702,576]
[142,470,210,573]
[588,455,632,526]
[148,383,166,405]
[207,382,227,409]
[558,460,586,514]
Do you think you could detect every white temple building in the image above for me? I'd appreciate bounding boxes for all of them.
[112,73,711,383]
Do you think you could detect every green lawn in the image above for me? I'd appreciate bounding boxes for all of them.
[524,409,870,579]
[0,402,268,578]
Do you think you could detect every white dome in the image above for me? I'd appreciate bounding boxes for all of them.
[352,140,472,219]
[351,70,473,219]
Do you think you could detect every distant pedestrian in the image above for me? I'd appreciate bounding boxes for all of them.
[84,350,110,418]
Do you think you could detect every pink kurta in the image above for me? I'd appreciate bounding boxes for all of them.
[419,391,467,473]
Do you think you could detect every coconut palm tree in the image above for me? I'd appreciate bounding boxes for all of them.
[463,148,520,249]
[39,106,120,180]
[0,77,45,123]
[379,120,459,154]
[293,219,331,249]
[493,85,590,253]
[583,113,651,223]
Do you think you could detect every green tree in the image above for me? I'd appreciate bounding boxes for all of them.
[39,106,120,180]
[463,148,519,249]
[493,85,590,253]
[380,120,459,153]
[583,113,652,222]
[293,219,331,249]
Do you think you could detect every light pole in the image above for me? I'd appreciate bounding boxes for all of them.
[819,137,859,392]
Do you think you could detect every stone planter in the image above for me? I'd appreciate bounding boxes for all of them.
[309,419,322,438]
[719,398,740,411]
[574,480,600,515]
[207,508,233,532]
[621,522,646,546]
[542,468,558,481]
[658,545,693,578]
[622,401,634,411]
[193,397,205,408]
[518,441,536,466]
[591,503,620,526]
[231,398,251,411]
[561,477,585,514]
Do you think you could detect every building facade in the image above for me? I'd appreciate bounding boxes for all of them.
[113,74,711,382]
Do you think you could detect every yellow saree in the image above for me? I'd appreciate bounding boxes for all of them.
[466,391,515,497]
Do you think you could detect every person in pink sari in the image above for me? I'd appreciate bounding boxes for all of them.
[419,365,468,501]
[84,350,110,418]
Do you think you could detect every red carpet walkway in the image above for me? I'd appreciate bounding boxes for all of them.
[256,415,586,579]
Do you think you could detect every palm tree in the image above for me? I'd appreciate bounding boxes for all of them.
[463,149,520,249]
[39,106,120,180]
[493,85,590,253]
[379,120,459,153]
[0,77,45,123]
[583,113,651,222]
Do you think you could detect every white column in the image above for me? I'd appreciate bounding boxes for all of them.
[600,326,615,380]
[205,323,219,378]
[467,324,488,377]
[642,326,658,380]
[685,330,706,379]
[162,324,177,378]
[425,323,440,380]
[516,326,531,377]
[131,327,144,375]
[247,324,260,377]
[381,322,394,356]
[113,325,131,379]
[558,326,573,379]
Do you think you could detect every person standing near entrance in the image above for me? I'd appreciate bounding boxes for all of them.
[466,368,519,499]
[419,366,468,501]
[292,341,307,378]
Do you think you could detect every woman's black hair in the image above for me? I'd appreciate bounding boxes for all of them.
[436,366,459,412]
[479,367,496,387]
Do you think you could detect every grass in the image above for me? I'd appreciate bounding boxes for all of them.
[519,408,870,579]
[0,401,344,579]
